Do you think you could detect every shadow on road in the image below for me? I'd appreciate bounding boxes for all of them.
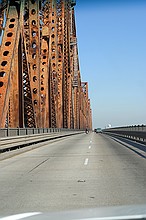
[105,134,146,159]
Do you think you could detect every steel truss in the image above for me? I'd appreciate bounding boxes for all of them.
[0,0,92,129]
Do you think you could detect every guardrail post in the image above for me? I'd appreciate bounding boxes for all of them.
[17,128,20,136]
[7,128,9,137]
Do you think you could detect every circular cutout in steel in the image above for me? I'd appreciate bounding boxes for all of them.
[0,82,4,87]
[9,24,14,28]
[32,42,36,48]
[32,20,36,26]
[10,18,15,22]
[0,71,6,77]
[32,31,36,37]
[7,32,13,37]
[32,53,36,59]
[33,88,37,94]
[1,61,7,66]
[32,64,37,70]
[34,100,38,105]
[31,9,36,15]
[5,42,11,46]
[3,51,9,56]
[33,76,37,82]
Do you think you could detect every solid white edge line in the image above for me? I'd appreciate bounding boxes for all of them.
[0,212,42,220]
[84,158,89,165]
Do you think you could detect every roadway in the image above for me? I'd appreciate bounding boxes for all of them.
[0,132,146,215]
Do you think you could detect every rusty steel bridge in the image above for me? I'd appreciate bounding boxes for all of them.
[0,0,92,129]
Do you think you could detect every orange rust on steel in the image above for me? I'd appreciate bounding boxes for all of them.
[80,82,91,130]
[8,34,20,127]
[70,6,82,129]
[63,0,74,129]
[57,0,64,128]
[49,0,59,128]
[63,0,69,128]
[0,0,8,36]
[0,4,19,127]
[39,0,51,128]
[0,0,92,129]
[28,1,41,127]
[22,0,36,127]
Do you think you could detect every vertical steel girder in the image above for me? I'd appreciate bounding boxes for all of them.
[0,0,92,129]
[49,0,59,128]
[39,1,50,128]
[0,3,20,127]
[57,0,64,128]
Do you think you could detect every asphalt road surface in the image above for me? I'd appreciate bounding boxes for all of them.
[0,132,146,215]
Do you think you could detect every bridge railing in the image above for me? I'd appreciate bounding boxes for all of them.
[0,128,84,153]
[102,125,146,145]
[0,128,79,138]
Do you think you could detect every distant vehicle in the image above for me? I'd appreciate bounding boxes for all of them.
[95,128,102,133]
[85,128,89,134]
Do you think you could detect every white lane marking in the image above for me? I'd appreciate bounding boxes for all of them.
[0,212,41,220]
[89,146,91,149]
[84,158,89,165]
[90,140,92,143]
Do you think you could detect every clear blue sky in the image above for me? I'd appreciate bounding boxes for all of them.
[75,0,146,129]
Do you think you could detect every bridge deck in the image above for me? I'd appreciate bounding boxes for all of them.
[0,133,146,215]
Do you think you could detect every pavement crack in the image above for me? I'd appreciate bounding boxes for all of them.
[28,158,49,173]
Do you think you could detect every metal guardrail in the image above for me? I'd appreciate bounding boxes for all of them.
[0,128,84,153]
[0,128,77,138]
[103,125,146,145]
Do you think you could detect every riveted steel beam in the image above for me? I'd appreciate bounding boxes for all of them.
[0,0,92,129]
[0,3,20,127]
